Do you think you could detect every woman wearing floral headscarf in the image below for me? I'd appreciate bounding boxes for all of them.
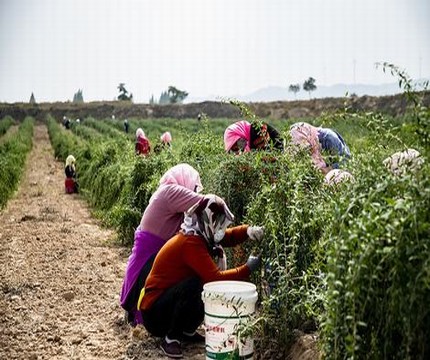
[120,163,205,326]
[138,194,264,358]
[224,120,284,154]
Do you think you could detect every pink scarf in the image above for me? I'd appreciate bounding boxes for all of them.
[159,163,203,193]
[290,122,326,170]
[160,131,172,143]
[224,120,252,152]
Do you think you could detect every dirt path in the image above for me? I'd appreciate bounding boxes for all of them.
[0,125,205,360]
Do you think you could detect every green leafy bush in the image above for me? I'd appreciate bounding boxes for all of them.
[47,116,86,161]
[0,115,15,136]
[242,151,332,358]
[0,117,34,208]
[321,65,430,360]
[322,159,429,359]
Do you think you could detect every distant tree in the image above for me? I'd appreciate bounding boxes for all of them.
[303,77,317,98]
[73,89,84,103]
[29,92,36,104]
[158,91,170,105]
[149,94,156,105]
[167,86,188,104]
[117,83,133,101]
[288,84,300,99]
[157,86,188,105]
[118,83,126,96]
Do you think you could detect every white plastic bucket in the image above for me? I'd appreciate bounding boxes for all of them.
[202,281,258,360]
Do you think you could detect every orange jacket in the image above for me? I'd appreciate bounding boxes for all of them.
[140,225,250,310]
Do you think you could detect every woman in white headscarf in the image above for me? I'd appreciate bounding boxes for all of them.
[65,155,76,178]
[383,148,424,175]
[154,131,173,153]
[64,155,78,193]
[135,128,151,156]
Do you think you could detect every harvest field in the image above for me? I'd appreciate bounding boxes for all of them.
[0,71,429,359]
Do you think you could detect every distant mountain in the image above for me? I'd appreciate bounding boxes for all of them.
[237,83,404,102]
[187,80,428,103]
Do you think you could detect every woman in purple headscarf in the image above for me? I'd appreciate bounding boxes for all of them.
[120,163,205,326]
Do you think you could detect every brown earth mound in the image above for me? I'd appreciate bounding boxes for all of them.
[1,91,429,122]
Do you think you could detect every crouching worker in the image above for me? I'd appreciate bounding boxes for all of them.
[135,128,151,156]
[154,131,172,154]
[289,122,351,174]
[65,155,78,194]
[137,194,264,358]
[224,120,284,154]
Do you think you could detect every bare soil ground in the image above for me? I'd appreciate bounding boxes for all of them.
[0,125,205,360]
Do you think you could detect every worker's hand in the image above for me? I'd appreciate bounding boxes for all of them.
[246,254,261,272]
[322,165,333,175]
[247,226,265,241]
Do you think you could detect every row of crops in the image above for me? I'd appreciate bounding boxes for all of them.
[45,75,429,358]
[0,116,34,208]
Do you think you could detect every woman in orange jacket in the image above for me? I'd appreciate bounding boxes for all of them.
[138,194,264,358]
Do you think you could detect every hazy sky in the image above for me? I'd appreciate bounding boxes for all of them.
[0,0,429,103]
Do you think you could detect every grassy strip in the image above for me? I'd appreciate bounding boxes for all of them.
[47,116,86,161]
[0,115,15,136]
[82,117,129,140]
[0,117,34,208]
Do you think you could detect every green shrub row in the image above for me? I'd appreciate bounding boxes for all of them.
[0,117,34,208]
[320,64,430,360]
[0,115,15,137]
[82,117,129,140]
[47,116,86,160]
[321,158,430,359]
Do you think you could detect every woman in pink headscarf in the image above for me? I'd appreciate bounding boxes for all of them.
[160,131,172,146]
[289,122,328,173]
[224,120,284,154]
[154,131,173,153]
[120,163,205,326]
[289,122,351,174]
